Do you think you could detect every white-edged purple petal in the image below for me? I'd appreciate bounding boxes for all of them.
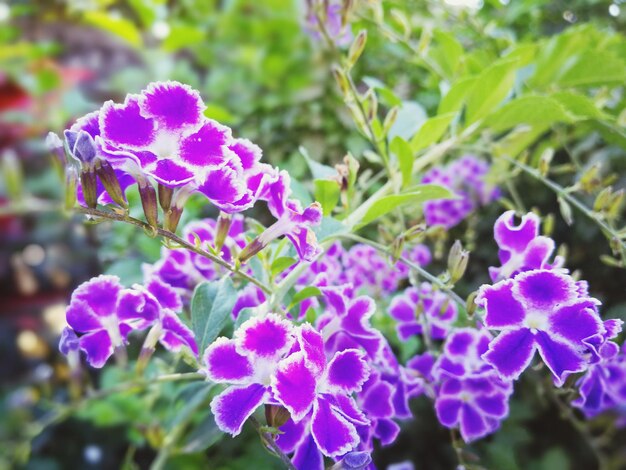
[139,81,204,130]
[203,337,254,384]
[476,279,525,330]
[179,119,231,168]
[160,313,198,356]
[78,329,113,368]
[325,349,369,394]
[235,313,294,360]
[272,352,317,421]
[100,95,156,148]
[482,328,536,380]
[210,383,268,436]
[311,395,359,457]
[535,331,587,385]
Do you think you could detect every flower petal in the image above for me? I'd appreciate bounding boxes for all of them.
[482,328,536,380]
[272,352,317,422]
[292,435,324,470]
[78,329,113,368]
[476,279,525,329]
[210,383,268,436]
[435,397,462,427]
[139,81,204,130]
[326,349,370,394]
[203,337,254,384]
[100,95,156,148]
[549,301,603,344]
[535,331,587,386]
[179,119,231,168]
[311,396,359,457]
[72,275,123,318]
[235,313,294,360]
[513,269,578,311]
[160,313,198,356]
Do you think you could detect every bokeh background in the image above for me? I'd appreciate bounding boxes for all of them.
[1,0,626,469]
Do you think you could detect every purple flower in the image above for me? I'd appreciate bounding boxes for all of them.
[389,283,458,341]
[432,328,514,442]
[476,269,605,385]
[272,324,370,458]
[203,314,295,436]
[572,324,625,419]
[65,275,146,368]
[421,155,499,229]
[317,284,385,360]
[489,210,563,282]
[241,171,323,262]
[304,3,353,48]
[133,277,198,356]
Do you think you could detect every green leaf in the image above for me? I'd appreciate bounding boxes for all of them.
[181,413,223,453]
[387,101,427,141]
[314,179,340,216]
[83,11,142,48]
[465,59,518,124]
[191,278,237,354]
[556,50,626,87]
[438,77,476,115]
[390,136,413,188]
[314,216,347,241]
[168,383,215,431]
[299,146,336,179]
[358,185,453,227]
[162,24,205,52]
[551,91,606,119]
[485,95,573,132]
[429,30,464,79]
[271,256,297,277]
[288,286,322,310]
[410,112,456,152]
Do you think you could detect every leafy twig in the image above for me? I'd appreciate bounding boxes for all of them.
[249,416,297,470]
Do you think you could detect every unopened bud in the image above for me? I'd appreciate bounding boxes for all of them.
[365,89,378,123]
[80,168,97,209]
[542,213,555,237]
[594,187,613,213]
[264,404,291,429]
[138,179,158,228]
[390,9,411,38]
[214,212,233,252]
[46,132,67,166]
[579,163,601,193]
[465,291,478,318]
[558,196,574,225]
[238,237,265,264]
[608,189,624,218]
[538,147,554,177]
[447,240,469,284]
[158,184,173,212]
[391,236,405,263]
[65,166,78,210]
[331,65,350,97]
[95,160,127,208]
[383,106,399,136]
[347,30,367,68]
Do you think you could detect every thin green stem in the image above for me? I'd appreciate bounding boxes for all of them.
[249,417,297,470]
[75,206,272,294]
[506,158,626,259]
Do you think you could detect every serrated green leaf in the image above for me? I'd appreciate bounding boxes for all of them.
[191,278,237,354]
[358,185,453,227]
[410,112,456,152]
[314,179,340,216]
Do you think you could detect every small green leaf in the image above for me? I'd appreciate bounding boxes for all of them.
[410,112,456,152]
[300,146,336,179]
[551,91,606,119]
[162,24,205,52]
[557,50,626,88]
[387,101,427,141]
[465,59,519,124]
[83,11,142,48]
[438,77,476,115]
[314,179,340,216]
[390,136,413,188]
[358,185,453,227]
[271,256,297,277]
[191,278,237,354]
[314,216,347,241]
[181,413,223,453]
[485,95,573,132]
[288,286,322,311]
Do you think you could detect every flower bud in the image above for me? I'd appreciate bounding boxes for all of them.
[80,168,98,209]
[46,131,67,166]
[138,179,158,228]
[383,106,399,136]
[579,163,601,193]
[214,212,233,252]
[264,404,291,429]
[347,29,367,68]
[538,147,553,177]
[331,65,350,97]
[447,240,469,284]
[238,237,265,264]
[558,196,573,225]
[1,150,23,201]
[158,184,173,212]
[95,160,127,208]
[64,166,78,210]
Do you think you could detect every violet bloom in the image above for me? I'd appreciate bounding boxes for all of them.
[133,277,198,358]
[59,327,81,368]
[65,275,145,368]
[476,269,605,385]
[241,171,323,262]
[573,325,625,419]
[203,314,295,435]
[489,210,563,282]
[273,324,370,458]
[433,328,514,442]
[389,283,458,341]
[421,155,499,229]
[304,3,353,48]
[317,283,385,360]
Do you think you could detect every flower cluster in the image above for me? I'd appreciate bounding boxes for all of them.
[476,211,623,388]
[389,283,458,341]
[421,155,499,228]
[55,81,322,261]
[64,274,196,368]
